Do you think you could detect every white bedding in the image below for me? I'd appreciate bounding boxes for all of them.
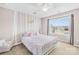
[0,38,14,53]
[21,35,58,55]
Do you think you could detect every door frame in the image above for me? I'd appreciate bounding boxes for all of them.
[47,14,74,45]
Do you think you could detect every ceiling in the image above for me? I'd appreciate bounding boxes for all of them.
[0,3,79,18]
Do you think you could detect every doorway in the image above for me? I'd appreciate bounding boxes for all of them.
[47,15,74,45]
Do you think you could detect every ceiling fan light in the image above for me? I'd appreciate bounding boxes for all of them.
[42,7,48,11]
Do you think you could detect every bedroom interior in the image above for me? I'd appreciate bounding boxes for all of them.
[0,3,79,55]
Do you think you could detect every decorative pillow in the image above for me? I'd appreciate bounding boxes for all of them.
[22,32,33,37]
[22,32,28,37]
[22,32,41,37]
[0,39,6,47]
[27,32,33,37]
[34,32,39,35]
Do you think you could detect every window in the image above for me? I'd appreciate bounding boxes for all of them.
[48,16,71,35]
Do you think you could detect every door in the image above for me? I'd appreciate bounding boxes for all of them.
[47,16,72,44]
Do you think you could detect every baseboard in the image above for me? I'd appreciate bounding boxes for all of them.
[74,44,79,48]
[0,41,22,53]
[13,42,22,46]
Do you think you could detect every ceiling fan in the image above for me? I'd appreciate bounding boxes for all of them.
[36,3,53,11]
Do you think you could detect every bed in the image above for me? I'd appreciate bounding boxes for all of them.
[21,33,58,55]
[0,38,14,53]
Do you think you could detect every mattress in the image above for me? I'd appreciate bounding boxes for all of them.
[21,35,58,55]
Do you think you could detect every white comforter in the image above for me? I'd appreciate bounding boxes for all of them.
[21,35,58,55]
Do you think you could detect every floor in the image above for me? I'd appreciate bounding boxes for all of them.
[50,42,79,55]
[0,42,79,55]
[0,44,32,55]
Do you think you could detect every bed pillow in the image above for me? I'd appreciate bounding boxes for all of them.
[23,32,33,37]
[27,32,33,37]
[34,32,40,36]
[0,39,6,47]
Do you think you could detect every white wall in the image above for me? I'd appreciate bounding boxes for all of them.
[0,7,14,40]
[41,18,48,35]
[25,15,41,33]
[0,7,41,45]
